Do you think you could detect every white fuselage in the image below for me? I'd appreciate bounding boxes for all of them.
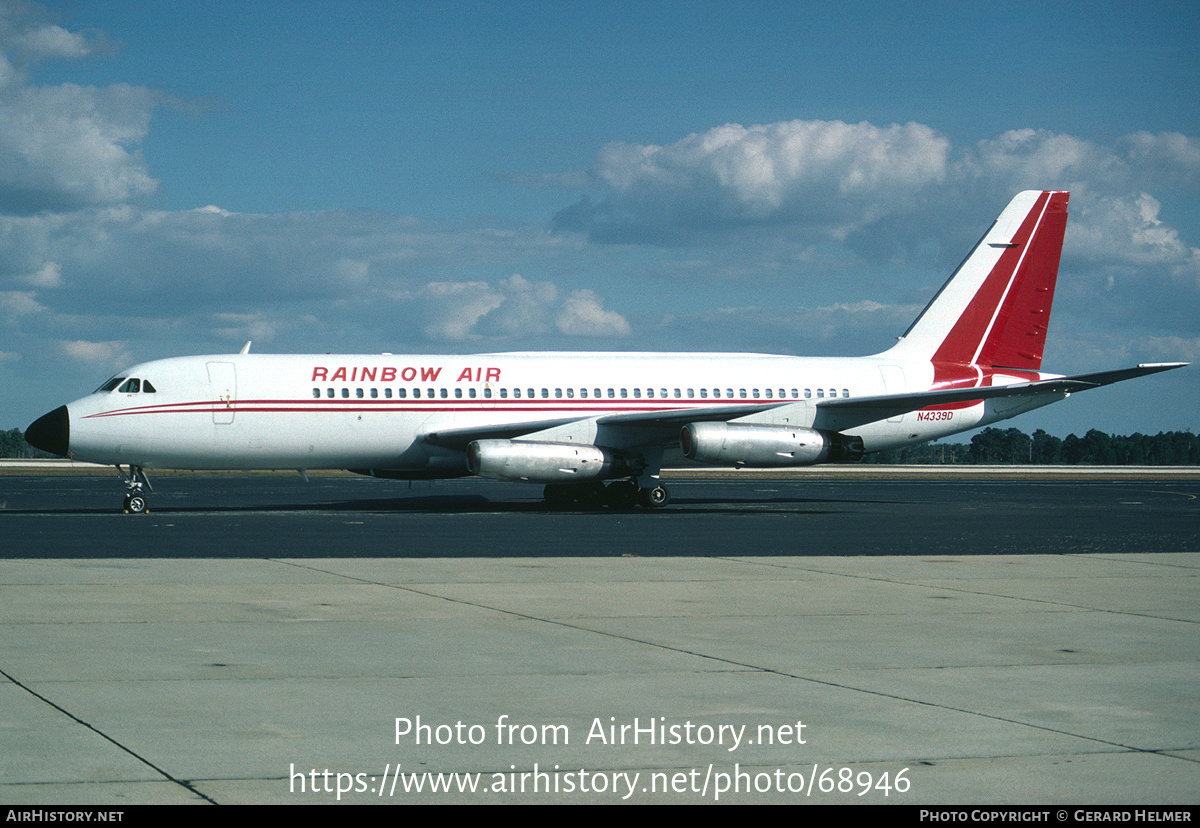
[62,350,1055,474]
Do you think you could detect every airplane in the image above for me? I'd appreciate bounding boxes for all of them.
[24,190,1186,513]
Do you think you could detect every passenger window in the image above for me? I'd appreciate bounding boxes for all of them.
[580,388,588,398]
[484,388,492,399]
[633,388,641,398]
[469,388,477,399]
[440,388,447,398]
[700,388,708,399]
[327,388,335,398]
[816,388,824,398]
[312,388,320,399]
[454,388,461,398]
[341,388,349,398]
[386,388,393,399]
[500,388,508,399]
[566,388,574,398]
[370,388,378,399]
[356,388,364,398]
[398,388,407,398]
[842,389,849,398]
[513,388,521,398]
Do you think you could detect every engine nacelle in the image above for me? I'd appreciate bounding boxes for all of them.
[680,422,864,467]
[466,439,632,482]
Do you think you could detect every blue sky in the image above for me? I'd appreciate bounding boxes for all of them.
[2,0,1198,438]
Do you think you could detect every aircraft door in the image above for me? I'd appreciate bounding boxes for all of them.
[207,361,237,424]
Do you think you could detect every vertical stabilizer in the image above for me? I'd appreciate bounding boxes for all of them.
[887,190,1069,374]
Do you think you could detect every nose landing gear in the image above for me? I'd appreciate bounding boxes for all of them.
[117,465,153,514]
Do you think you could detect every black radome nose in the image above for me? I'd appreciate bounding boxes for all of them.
[25,405,69,456]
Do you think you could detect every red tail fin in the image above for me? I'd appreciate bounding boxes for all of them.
[889,190,1069,374]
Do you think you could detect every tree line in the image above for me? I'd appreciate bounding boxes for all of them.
[3,428,53,458]
[862,427,1200,466]
[3,424,1198,465]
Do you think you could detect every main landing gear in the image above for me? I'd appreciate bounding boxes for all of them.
[117,465,153,514]
[543,479,671,510]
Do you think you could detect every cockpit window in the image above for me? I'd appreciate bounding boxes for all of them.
[142,380,156,393]
[118,378,141,393]
[97,377,126,393]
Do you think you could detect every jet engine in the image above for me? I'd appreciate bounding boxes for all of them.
[467,439,633,482]
[680,422,864,466]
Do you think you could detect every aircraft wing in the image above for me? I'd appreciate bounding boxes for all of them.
[816,362,1188,431]
[597,402,779,426]
[421,363,1185,449]
[422,417,584,450]
[420,402,781,450]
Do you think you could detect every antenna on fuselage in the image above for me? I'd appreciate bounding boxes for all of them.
[240,341,252,354]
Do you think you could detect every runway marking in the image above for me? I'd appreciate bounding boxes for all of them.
[0,665,218,804]
[273,558,1187,760]
[1147,489,1197,501]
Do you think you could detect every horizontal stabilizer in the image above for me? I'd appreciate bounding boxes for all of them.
[817,362,1187,431]
[1049,362,1188,389]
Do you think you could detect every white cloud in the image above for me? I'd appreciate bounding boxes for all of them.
[413,280,506,341]
[1131,336,1200,364]
[22,260,60,287]
[0,288,41,314]
[7,23,93,63]
[59,339,130,367]
[1120,131,1200,187]
[561,120,950,241]
[0,82,158,214]
[1068,193,1199,270]
[0,7,156,215]
[557,121,1200,275]
[555,289,631,337]
[412,275,629,341]
[471,274,560,337]
[961,129,1103,191]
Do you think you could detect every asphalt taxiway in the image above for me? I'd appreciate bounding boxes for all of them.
[0,471,1196,804]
